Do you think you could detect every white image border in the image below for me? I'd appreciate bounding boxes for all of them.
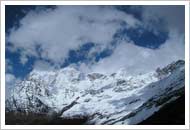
[1,1,189,129]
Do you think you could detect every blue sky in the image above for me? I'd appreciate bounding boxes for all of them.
[5,5,185,86]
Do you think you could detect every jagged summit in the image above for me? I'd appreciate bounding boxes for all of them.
[156,60,184,79]
[6,60,185,125]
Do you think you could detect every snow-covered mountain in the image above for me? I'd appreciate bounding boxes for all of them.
[6,60,185,125]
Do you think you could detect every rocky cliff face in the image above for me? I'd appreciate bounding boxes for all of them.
[6,60,185,125]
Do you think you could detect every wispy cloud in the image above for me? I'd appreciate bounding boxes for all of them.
[6,59,13,73]
[5,73,20,99]
[87,31,184,74]
[33,60,55,71]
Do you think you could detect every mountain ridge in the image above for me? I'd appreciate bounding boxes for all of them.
[6,60,185,125]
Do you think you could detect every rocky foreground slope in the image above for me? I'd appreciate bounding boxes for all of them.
[6,60,185,125]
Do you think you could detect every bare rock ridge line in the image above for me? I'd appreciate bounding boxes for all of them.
[57,97,80,117]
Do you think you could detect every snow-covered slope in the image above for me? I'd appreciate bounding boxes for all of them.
[6,60,185,125]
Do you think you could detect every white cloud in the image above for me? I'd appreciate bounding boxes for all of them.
[86,5,185,75]
[7,6,140,65]
[6,59,13,72]
[20,55,28,65]
[7,5,185,76]
[6,73,16,83]
[5,73,20,99]
[87,30,184,75]
[33,60,55,71]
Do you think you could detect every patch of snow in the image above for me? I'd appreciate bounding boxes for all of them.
[6,60,185,124]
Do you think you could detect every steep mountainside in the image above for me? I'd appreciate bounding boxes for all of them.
[6,60,185,125]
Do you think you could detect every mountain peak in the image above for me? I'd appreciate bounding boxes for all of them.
[156,60,184,79]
